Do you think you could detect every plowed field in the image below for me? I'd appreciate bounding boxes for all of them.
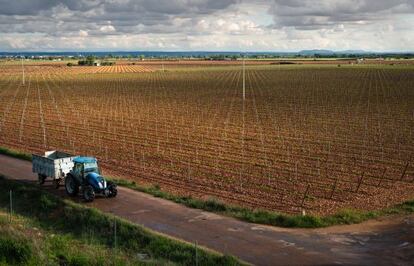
[0,64,413,215]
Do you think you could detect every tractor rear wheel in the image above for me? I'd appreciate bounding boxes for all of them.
[83,185,95,202]
[65,175,79,196]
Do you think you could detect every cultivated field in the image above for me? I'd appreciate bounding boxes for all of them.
[0,64,155,75]
[0,62,413,215]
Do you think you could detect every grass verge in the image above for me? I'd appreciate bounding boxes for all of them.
[1,146,414,228]
[0,176,242,266]
[108,178,414,228]
[0,210,165,266]
[0,147,32,161]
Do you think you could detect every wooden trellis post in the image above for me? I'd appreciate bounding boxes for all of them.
[378,168,387,187]
[301,184,310,208]
[356,172,365,193]
[400,162,409,181]
[330,178,338,199]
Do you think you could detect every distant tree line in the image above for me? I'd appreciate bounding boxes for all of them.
[6,53,414,62]
[101,61,115,66]
[74,55,115,66]
[78,55,96,66]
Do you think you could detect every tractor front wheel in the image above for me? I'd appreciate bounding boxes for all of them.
[83,185,95,202]
[65,175,79,196]
[107,182,117,198]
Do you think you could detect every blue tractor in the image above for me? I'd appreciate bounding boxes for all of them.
[64,157,117,202]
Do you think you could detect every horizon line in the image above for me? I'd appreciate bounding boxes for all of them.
[1,50,414,54]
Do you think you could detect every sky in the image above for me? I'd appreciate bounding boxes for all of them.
[0,0,413,52]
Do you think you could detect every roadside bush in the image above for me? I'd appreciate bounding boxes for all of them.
[101,61,115,66]
[0,236,32,264]
[39,193,58,211]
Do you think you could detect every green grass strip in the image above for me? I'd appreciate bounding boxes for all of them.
[108,178,414,228]
[0,147,32,161]
[0,211,172,265]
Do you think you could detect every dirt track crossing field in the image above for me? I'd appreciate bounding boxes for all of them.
[0,64,413,215]
[1,154,414,266]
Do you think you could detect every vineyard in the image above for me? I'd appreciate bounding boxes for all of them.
[0,64,155,75]
[0,63,413,215]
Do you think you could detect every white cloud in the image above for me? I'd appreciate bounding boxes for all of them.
[79,30,88,37]
[99,25,116,33]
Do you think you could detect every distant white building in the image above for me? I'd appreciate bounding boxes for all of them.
[357,58,364,64]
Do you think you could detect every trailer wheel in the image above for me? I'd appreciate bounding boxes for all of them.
[65,175,79,196]
[83,185,95,202]
[38,174,46,185]
[53,179,61,189]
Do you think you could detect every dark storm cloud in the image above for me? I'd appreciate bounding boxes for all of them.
[0,0,238,17]
[0,0,239,36]
[0,0,107,15]
[0,0,55,15]
[0,0,102,15]
[269,0,414,29]
[103,0,237,15]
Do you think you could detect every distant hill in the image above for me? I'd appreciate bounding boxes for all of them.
[299,50,336,55]
[340,50,368,54]
[298,49,368,55]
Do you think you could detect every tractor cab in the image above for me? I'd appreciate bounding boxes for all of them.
[72,157,101,179]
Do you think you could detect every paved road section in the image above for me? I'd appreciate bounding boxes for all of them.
[0,154,413,266]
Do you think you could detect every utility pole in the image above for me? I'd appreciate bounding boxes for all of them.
[242,57,245,101]
[241,55,246,191]
[21,57,25,85]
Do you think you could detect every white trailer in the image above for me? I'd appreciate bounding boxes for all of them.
[32,150,78,187]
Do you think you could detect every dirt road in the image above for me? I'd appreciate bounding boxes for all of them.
[0,154,413,266]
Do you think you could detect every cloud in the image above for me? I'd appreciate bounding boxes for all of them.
[79,30,89,37]
[0,0,239,36]
[268,0,414,29]
[0,0,413,51]
[100,24,116,33]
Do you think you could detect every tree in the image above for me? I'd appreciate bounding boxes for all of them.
[85,56,95,65]
[78,55,96,66]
